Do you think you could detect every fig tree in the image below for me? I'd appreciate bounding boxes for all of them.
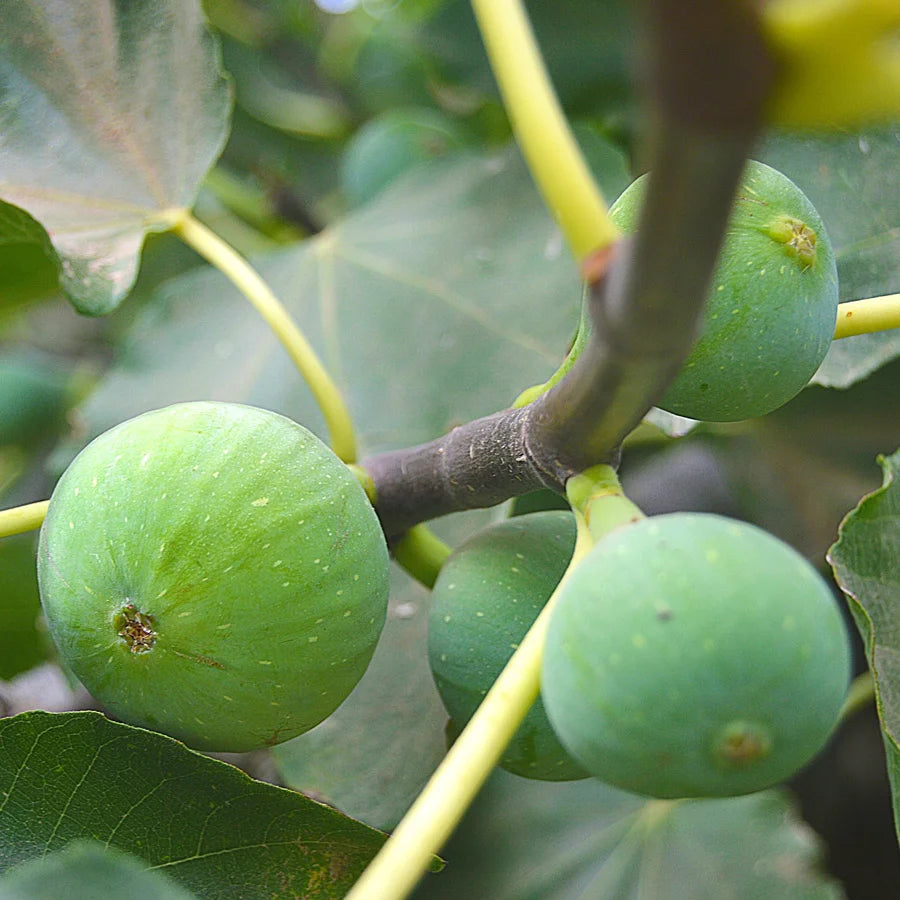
[429,511,587,781]
[609,160,839,421]
[541,513,851,798]
[37,401,390,752]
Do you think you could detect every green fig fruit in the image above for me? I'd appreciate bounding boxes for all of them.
[37,401,390,752]
[429,511,588,781]
[541,513,851,798]
[609,160,839,421]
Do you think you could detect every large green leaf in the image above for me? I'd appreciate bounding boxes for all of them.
[0,710,387,899]
[59,144,629,461]
[760,128,900,389]
[415,770,842,899]
[828,448,900,844]
[0,0,231,315]
[0,841,198,900]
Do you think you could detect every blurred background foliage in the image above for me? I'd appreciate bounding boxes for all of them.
[1,1,898,896]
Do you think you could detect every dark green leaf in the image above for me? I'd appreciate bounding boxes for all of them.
[416,770,843,899]
[0,841,198,900]
[0,203,60,315]
[0,0,231,315]
[422,0,635,117]
[760,129,900,389]
[0,710,387,899]
[828,448,900,844]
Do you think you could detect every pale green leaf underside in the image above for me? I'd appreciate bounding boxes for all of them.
[0,0,231,314]
[416,771,842,899]
[829,448,900,844]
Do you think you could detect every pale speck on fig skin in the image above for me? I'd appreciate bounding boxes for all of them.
[251,497,269,507]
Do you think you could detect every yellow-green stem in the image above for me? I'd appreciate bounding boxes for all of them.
[171,212,358,463]
[345,511,594,900]
[391,525,452,590]
[834,294,900,339]
[567,464,646,540]
[0,500,49,538]
[470,0,619,262]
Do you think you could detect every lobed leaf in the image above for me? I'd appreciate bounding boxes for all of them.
[0,0,231,314]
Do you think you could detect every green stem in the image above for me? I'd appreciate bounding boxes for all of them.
[470,0,619,263]
[0,500,49,538]
[345,506,595,900]
[391,525,452,590]
[171,212,358,463]
[834,294,900,339]
[839,671,875,721]
[566,463,646,541]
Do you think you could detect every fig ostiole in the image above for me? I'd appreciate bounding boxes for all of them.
[428,511,588,781]
[37,401,390,753]
[609,160,840,422]
[541,512,851,799]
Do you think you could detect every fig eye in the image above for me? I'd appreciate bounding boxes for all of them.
[116,603,157,654]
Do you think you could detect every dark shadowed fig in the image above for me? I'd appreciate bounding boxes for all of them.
[429,511,587,781]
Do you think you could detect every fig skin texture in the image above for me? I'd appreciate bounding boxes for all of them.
[429,511,588,781]
[37,401,390,752]
[541,513,851,799]
[609,160,839,421]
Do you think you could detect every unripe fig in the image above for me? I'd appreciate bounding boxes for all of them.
[37,402,390,752]
[429,511,587,781]
[609,160,839,421]
[340,107,465,206]
[541,513,851,798]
